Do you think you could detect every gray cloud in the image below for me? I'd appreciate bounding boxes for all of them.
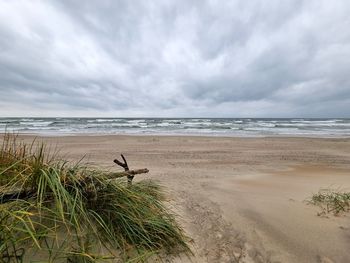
[0,0,349,117]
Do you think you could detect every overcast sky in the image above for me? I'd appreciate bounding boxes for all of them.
[0,1,349,117]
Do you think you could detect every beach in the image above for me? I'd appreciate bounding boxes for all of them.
[2,0,350,261]
[15,135,350,263]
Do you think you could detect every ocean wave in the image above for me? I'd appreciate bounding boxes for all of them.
[0,118,349,137]
[19,121,53,127]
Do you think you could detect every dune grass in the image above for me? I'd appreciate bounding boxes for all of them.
[309,188,350,216]
[0,133,190,262]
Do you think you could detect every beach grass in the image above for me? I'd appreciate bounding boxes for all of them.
[0,133,190,262]
[309,188,350,216]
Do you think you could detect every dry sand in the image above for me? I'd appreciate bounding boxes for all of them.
[15,135,350,263]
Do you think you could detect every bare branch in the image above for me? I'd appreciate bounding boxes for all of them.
[114,154,129,171]
[104,168,149,180]
[113,154,148,184]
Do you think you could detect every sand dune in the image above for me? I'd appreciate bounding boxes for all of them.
[15,135,350,263]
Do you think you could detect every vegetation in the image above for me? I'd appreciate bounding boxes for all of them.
[308,188,350,216]
[0,133,190,262]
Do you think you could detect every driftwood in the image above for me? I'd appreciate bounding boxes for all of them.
[105,169,149,180]
[112,154,149,184]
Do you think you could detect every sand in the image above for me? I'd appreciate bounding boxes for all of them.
[14,135,350,263]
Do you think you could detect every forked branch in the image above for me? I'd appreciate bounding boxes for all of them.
[114,154,129,171]
[113,154,149,184]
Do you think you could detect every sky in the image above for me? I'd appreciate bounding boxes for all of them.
[0,0,349,118]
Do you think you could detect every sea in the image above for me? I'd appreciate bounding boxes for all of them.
[0,118,350,137]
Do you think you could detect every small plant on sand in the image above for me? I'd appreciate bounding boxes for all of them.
[0,133,190,262]
[308,188,350,216]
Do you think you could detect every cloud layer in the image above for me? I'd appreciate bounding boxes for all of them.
[0,0,349,117]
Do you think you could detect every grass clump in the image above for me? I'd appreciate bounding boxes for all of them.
[308,188,350,216]
[0,133,190,262]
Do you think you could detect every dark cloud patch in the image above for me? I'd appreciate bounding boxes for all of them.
[0,0,349,117]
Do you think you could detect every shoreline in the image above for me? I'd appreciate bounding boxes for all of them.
[2,118,350,139]
[3,132,350,139]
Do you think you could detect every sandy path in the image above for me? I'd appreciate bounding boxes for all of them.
[14,135,350,263]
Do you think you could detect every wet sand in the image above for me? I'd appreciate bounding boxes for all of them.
[14,135,350,263]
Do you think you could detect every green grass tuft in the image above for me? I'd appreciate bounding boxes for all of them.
[308,188,350,216]
[0,133,191,262]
